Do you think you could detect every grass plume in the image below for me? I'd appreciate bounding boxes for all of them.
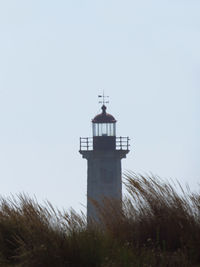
[0,173,199,266]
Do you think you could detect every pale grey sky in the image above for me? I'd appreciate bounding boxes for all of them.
[0,0,199,211]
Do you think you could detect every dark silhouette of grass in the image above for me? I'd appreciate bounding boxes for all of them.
[0,173,199,266]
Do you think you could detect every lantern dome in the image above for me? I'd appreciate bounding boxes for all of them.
[92,105,116,123]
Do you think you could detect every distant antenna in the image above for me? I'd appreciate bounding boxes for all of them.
[98,91,109,105]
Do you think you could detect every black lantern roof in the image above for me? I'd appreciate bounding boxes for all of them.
[92,105,117,123]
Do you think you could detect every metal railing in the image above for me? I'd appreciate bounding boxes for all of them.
[79,137,93,151]
[116,137,130,151]
[79,137,130,151]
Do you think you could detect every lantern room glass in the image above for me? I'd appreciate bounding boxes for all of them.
[93,123,116,137]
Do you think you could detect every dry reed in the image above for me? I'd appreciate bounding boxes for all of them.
[0,173,199,266]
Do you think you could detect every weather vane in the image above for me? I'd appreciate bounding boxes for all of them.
[98,91,109,105]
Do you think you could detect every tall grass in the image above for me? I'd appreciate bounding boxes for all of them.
[0,173,199,266]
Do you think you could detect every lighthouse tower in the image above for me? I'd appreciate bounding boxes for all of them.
[79,97,129,222]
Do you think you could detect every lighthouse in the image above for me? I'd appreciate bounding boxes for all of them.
[79,96,130,222]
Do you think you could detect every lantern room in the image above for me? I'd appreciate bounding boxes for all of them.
[92,105,116,136]
[92,105,116,150]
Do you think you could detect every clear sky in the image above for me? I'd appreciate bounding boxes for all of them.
[0,0,199,212]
